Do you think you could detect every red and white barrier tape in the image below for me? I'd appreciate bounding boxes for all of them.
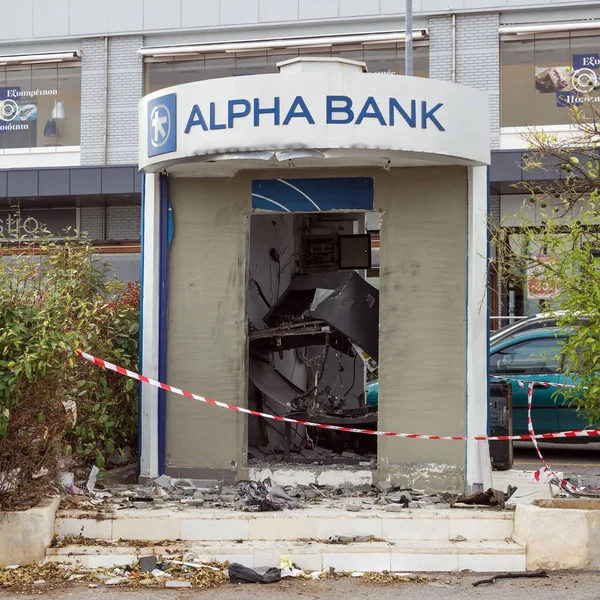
[491,375,582,492]
[521,382,578,494]
[76,350,598,446]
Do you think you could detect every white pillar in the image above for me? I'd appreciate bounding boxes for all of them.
[140,173,161,479]
[466,165,492,491]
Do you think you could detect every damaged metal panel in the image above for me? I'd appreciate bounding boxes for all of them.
[264,271,379,360]
[249,357,305,408]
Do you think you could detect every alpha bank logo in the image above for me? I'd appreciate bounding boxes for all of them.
[148,93,177,157]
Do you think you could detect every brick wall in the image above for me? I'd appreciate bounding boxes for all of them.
[80,205,141,240]
[80,38,105,165]
[107,36,144,165]
[428,16,453,82]
[106,205,141,240]
[490,194,500,227]
[79,205,103,239]
[429,13,500,149]
[80,36,143,166]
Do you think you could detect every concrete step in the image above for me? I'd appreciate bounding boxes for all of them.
[55,507,516,543]
[45,539,526,573]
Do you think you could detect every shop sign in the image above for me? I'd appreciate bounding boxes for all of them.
[140,72,491,170]
[0,209,76,240]
[0,87,56,135]
[183,96,445,134]
[534,53,600,107]
[527,255,559,300]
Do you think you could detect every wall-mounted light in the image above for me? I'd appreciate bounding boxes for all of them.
[43,119,57,137]
[51,100,67,120]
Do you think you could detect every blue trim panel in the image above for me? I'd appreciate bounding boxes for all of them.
[158,174,169,475]
[486,166,491,435]
[137,173,145,478]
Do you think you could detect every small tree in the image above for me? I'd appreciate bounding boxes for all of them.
[0,223,139,510]
[491,99,600,426]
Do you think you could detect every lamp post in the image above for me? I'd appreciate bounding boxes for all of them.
[405,0,413,76]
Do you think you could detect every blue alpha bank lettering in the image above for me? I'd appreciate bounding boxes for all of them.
[184,95,445,133]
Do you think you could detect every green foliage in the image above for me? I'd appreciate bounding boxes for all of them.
[0,223,139,484]
[491,104,600,427]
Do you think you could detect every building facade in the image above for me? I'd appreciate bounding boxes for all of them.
[1,0,597,309]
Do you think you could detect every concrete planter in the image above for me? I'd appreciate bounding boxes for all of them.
[0,497,60,566]
[515,498,600,570]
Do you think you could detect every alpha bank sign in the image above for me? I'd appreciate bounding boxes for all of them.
[148,92,445,158]
[142,74,490,168]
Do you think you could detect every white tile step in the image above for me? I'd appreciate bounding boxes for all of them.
[55,507,515,543]
[45,540,525,573]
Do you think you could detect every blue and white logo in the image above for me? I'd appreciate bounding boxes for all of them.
[148,93,177,157]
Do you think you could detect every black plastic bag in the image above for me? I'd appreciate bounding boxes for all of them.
[228,563,281,584]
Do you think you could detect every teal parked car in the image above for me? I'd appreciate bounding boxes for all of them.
[365,328,587,435]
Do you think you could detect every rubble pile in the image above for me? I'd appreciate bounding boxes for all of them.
[0,555,228,591]
[0,559,430,591]
[58,473,458,513]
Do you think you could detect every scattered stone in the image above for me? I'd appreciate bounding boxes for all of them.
[153,498,165,506]
[105,577,128,585]
[355,535,375,543]
[345,502,362,512]
[154,475,174,490]
[341,451,362,459]
[186,498,205,507]
[409,501,426,509]
[33,580,45,586]
[88,584,98,588]
[165,580,191,588]
[384,504,405,512]
[452,535,466,542]
[358,483,373,494]
[132,501,149,509]
[139,556,157,573]
[193,491,205,500]
[376,481,395,494]
[151,569,170,578]
[329,535,355,544]
[388,491,412,502]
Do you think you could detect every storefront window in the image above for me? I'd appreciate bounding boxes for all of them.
[145,43,429,93]
[0,62,81,150]
[501,33,600,127]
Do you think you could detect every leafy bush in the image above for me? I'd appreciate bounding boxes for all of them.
[491,101,600,427]
[0,227,139,509]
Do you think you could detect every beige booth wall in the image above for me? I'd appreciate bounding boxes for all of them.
[165,166,468,489]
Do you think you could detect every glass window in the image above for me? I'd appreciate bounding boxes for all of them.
[364,46,398,74]
[266,51,299,73]
[145,43,429,92]
[233,52,268,77]
[501,39,535,127]
[490,337,564,374]
[501,33,600,127]
[0,62,81,151]
[204,56,236,80]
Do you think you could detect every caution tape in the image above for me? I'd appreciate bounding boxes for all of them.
[490,374,580,390]
[76,350,600,444]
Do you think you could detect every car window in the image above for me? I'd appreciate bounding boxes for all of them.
[490,337,565,375]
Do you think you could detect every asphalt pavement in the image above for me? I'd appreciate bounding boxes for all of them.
[2,572,600,600]
[513,441,600,490]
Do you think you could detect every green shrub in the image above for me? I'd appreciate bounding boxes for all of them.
[0,228,139,509]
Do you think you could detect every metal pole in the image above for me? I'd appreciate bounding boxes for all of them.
[405,0,413,76]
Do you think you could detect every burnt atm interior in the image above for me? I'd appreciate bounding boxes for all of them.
[247,177,381,466]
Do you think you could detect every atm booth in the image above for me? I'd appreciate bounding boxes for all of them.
[137,57,491,493]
